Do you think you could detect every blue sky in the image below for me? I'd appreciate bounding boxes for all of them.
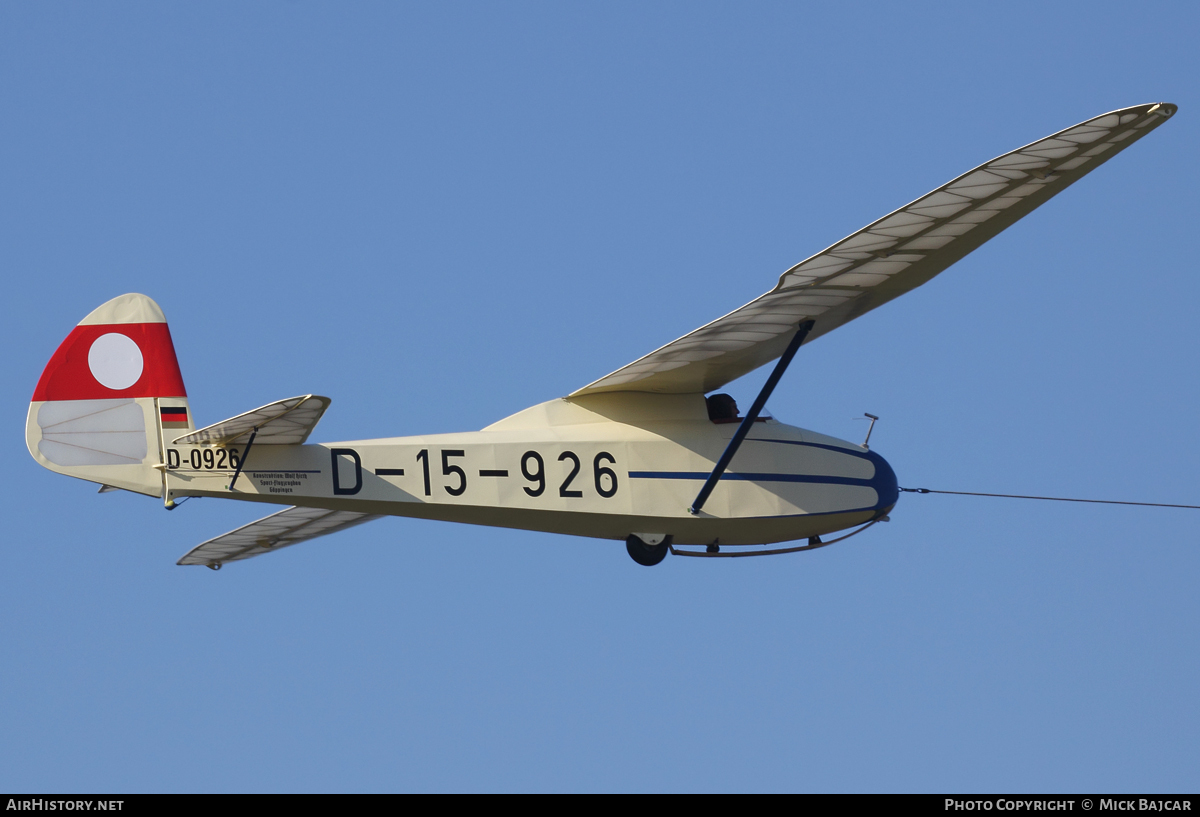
[2,2,1197,792]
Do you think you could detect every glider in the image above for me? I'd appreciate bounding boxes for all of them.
[26,103,1177,567]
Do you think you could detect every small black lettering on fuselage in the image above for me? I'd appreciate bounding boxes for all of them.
[165,447,240,471]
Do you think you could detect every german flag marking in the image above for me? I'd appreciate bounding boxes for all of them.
[161,406,189,429]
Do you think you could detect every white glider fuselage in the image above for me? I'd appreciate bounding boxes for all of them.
[163,393,897,546]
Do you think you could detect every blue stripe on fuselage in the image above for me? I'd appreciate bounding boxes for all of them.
[628,439,899,511]
[627,471,870,486]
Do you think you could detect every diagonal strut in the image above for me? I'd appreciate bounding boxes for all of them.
[688,320,814,515]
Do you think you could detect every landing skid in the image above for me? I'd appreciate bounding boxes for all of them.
[669,517,883,559]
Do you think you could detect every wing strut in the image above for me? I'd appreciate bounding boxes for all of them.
[228,427,258,491]
[688,320,814,515]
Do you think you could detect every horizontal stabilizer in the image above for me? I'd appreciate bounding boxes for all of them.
[177,505,382,567]
[173,394,330,446]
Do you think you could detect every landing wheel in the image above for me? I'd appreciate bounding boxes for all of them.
[626,534,671,567]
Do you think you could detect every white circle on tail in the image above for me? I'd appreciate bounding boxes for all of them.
[88,332,144,390]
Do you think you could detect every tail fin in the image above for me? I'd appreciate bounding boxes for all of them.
[26,294,192,498]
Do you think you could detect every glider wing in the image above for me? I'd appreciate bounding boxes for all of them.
[177,505,383,567]
[172,395,330,446]
[572,103,1176,397]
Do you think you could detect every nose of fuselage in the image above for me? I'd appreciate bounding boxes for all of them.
[864,448,899,513]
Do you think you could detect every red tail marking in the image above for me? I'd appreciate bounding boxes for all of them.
[32,323,187,402]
